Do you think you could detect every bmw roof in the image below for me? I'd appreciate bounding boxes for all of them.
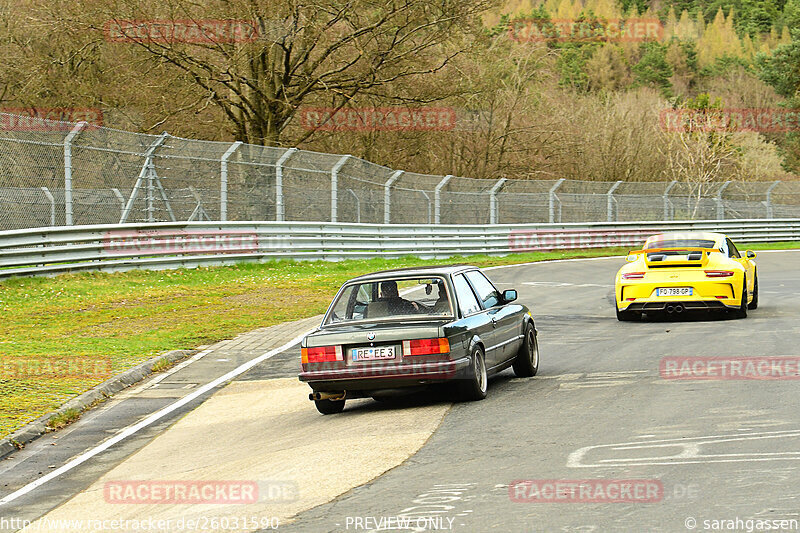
[347,264,479,282]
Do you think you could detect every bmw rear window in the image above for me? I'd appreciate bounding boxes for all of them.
[325,276,453,325]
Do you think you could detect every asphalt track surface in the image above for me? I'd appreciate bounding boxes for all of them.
[3,251,800,533]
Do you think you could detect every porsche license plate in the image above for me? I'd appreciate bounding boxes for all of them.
[352,346,397,361]
[657,287,693,297]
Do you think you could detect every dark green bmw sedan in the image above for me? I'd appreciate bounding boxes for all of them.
[299,265,539,414]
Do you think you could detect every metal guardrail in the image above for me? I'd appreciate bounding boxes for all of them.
[1,220,798,279]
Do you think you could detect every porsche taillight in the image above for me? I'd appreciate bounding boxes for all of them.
[402,338,450,356]
[704,270,734,278]
[622,272,646,280]
[301,345,343,364]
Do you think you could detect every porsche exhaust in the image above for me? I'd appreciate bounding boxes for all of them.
[674,304,684,314]
[666,305,675,313]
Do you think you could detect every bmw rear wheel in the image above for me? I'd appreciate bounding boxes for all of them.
[458,345,488,401]
[512,323,539,377]
[314,398,345,414]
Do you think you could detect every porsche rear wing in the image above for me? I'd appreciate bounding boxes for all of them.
[628,247,718,268]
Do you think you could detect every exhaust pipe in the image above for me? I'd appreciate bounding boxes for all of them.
[310,391,346,401]
[674,304,684,314]
[666,305,675,313]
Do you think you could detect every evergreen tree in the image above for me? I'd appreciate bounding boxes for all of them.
[785,0,800,29]
[633,42,674,95]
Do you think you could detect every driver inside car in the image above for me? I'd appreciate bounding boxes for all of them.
[380,281,421,315]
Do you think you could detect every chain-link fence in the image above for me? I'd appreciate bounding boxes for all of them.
[1,111,799,231]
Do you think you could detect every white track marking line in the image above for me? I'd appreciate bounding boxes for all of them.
[0,329,314,506]
[128,348,213,395]
[567,429,800,468]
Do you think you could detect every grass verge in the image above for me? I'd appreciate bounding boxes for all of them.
[1,242,797,439]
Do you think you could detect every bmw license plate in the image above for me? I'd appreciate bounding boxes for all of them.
[352,346,397,361]
[657,287,693,297]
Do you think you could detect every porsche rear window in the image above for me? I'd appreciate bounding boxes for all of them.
[645,239,716,249]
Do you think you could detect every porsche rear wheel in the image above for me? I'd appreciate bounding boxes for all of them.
[732,278,748,319]
[458,345,487,401]
[616,307,638,321]
[748,275,759,310]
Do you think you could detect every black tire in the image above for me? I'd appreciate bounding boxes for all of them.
[457,345,488,401]
[314,398,345,414]
[616,307,638,321]
[748,275,758,310]
[512,323,539,377]
[732,278,748,319]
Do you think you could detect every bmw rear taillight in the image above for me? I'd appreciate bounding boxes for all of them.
[301,345,343,364]
[622,272,645,280]
[704,270,734,278]
[402,338,450,356]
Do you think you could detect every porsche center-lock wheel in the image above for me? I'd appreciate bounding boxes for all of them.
[314,398,345,415]
[616,307,638,321]
[512,323,539,378]
[732,278,748,319]
[458,345,488,401]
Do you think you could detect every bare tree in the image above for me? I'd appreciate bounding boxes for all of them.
[659,118,741,218]
[79,0,491,146]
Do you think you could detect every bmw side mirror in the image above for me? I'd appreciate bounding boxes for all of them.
[502,289,517,303]
[746,250,756,259]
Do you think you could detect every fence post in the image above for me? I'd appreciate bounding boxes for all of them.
[63,121,87,225]
[120,133,168,224]
[275,147,298,222]
[716,180,731,220]
[663,180,677,221]
[331,155,351,222]
[607,180,622,222]
[434,175,453,224]
[420,191,432,224]
[220,141,242,222]
[111,188,125,220]
[41,187,55,226]
[347,189,360,223]
[765,180,781,218]
[489,178,507,224]
[549,178,565,223]
[384,170,403,224]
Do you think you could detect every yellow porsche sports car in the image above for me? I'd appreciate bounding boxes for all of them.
[615,232,758,321]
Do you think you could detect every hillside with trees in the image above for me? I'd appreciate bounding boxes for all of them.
[0,0,797,184]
